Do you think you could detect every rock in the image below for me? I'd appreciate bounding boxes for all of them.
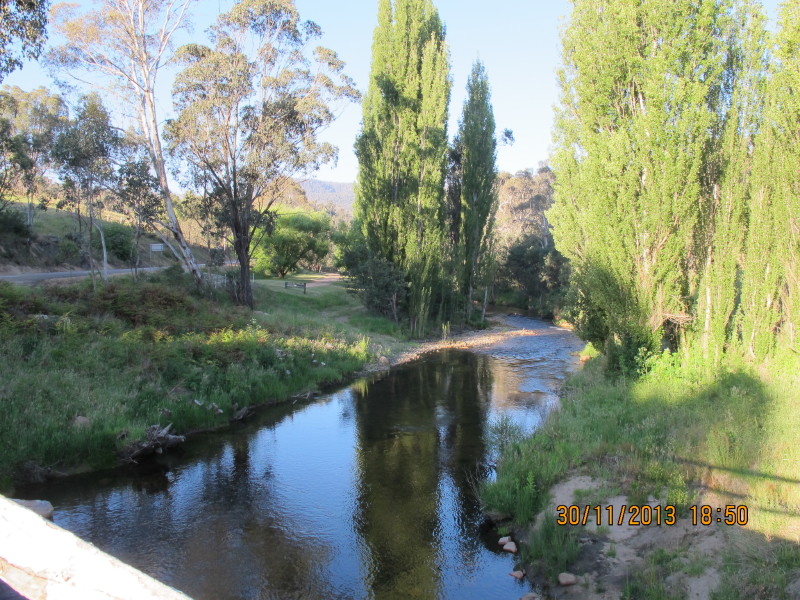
[498,536,511,546]
[72,415,90,428]
[520,594,541,600]
[509,570,525,579]
[12,499,54,520]
[558,572,578,586]
[378,356,390,366]
[503,541,518,553]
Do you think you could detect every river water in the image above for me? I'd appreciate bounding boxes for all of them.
[18,316,582,600]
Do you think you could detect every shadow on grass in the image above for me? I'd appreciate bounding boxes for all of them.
[481,357,800,597]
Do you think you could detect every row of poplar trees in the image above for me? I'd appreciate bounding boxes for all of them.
[355,0,498,336]
[549,0,800,371]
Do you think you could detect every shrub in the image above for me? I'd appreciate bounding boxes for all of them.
[93,222,136,262]
[0,209,30,238]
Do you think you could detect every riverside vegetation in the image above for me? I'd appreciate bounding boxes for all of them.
[482,347,800,597]
[0,269,410,492]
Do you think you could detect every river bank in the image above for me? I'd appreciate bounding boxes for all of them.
[0,269,535,493]
[0,271,385,491]
[483,349,800,599]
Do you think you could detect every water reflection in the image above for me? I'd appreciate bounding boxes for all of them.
[353,351,493,598]
[16,317,582,600]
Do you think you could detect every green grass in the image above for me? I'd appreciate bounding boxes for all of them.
[0,271,403,490]
[481,346,800,597]
[523,513,581,581]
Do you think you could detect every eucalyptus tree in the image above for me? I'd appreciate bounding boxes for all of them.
[453,60,498,320]
[0,86,68,226]
[48,0,202,280]
[549,0,749,369]
[52,94,121,285]
[740,0,800,359]
[355,0,451,335]
[0,0,50,80]
[165,0,358,308]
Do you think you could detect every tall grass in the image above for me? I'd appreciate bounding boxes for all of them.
[0,273,390,489]
[481,348,800,592]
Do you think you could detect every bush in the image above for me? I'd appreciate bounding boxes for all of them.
[57,239,80,263]
[93,222,136,262]
[0,209,30,238]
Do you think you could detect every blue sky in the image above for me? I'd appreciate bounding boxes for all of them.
[3,0,783,183]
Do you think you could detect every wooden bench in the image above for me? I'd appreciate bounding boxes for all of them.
[284,281,307,294]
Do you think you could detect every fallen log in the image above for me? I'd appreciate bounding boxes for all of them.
[119,424,185,464]
[230,406,254,423]
[0,494,193,600]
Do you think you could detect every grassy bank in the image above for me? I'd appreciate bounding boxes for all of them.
[0,269,406,491]
[482,349,800,598]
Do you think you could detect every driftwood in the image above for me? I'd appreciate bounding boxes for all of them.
[0,494,193,600]
[230,406,254,423]
[120,424,185,464]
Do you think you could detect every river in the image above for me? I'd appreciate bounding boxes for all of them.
[16,316,582,600]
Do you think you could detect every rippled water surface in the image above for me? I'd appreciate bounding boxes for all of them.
[21,316,582,599]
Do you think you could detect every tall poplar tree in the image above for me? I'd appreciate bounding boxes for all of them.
[549,0,742,369]
[691,0,768,367]
[355,0,451,336]
[453,60,498,321]
[740,0,800,358]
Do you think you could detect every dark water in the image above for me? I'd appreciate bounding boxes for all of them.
[17,316,582,600]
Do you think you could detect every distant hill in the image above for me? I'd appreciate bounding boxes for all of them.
[298,180,355,215]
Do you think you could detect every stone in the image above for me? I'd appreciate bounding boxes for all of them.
[558,572,578,586]
[12,499,54,520]
[503,541,517,553]
[520,594,541,600]
[498,536,511,546]
[378,356,390,366]
[509,570,525,579]
[72,416,90,428]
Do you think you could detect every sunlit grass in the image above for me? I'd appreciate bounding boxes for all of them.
[481,345,800,592]
[0,272,396,490]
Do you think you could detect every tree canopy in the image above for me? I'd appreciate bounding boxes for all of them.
[166,0,357,307]
[0,0,50,80]
[354,0,451,335]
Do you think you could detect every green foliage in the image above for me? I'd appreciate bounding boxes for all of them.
[0,274,377,485]
[738,0,800,360]
[254,211,331,278]
[501,236,568,318]
[56,238,80,263]
[0,208,29,238]
[0,0,49,80]
[354,0,451,335]
[166,0,357,308]
[451,60,498,319]
[91,222,136,263]
[549,0,767,372]
[524,514,581,581]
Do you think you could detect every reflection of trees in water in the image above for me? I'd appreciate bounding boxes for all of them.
[353,350,493,596]
[54,429,340,600]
